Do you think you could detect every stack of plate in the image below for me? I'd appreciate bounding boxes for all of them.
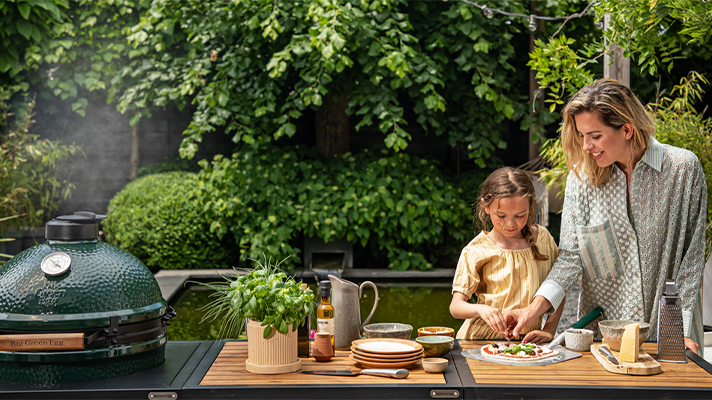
[350,338,424,368]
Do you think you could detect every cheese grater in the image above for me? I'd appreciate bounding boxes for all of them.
[657,280,687,363]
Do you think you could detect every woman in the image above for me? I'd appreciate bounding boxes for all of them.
[503,78,707,354]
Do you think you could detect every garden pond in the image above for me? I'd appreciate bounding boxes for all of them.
[167,281,463,341]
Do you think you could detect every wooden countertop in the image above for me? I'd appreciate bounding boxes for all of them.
[200,341,450,386]
[457,340,712,388]
[179,340,712,399]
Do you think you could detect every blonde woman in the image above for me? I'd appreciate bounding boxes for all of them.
[504,79,707,354]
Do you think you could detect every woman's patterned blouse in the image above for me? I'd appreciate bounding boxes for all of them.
[536,137,708,352]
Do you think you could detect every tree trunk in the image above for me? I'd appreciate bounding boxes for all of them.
[129,113,139,180]
[315,90,349,158]
[603,14,630,87]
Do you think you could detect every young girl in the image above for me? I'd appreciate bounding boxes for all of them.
[449,167,564,343]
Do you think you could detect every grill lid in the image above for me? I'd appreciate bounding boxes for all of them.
[0,211,167,332]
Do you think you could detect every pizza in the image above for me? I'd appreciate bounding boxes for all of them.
[480,342,559,361]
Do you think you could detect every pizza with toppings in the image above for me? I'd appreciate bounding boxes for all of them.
[480,342,559,361]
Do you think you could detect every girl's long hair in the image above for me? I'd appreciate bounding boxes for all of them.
[561,78,654,186]
[476,167,547,261]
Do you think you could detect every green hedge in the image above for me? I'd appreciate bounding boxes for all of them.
[199,145,487,271]
[103,172,235,271]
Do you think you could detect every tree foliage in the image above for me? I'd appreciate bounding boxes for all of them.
[0,0,68,94]
[529,0,712,259]
[0,88,81,230]
[0,0,151,118]
[198,144,485,271]
[529,0,712,111]
[118,0,553,166]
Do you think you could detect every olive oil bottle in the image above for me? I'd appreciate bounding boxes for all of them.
[316,280,335,350]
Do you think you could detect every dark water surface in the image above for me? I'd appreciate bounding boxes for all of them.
[167,282,463,341]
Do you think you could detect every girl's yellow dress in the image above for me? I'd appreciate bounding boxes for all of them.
[452,225,559,339]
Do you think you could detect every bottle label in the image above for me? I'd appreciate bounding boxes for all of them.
[317,318,335,335]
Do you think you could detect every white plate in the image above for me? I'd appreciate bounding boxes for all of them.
[352,338,422,354]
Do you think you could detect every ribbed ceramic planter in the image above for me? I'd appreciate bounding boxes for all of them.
[245,320,301,374]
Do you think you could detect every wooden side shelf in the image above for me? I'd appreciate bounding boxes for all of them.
[200,341,448,386]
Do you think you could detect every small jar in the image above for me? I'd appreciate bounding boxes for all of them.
[313,332,334,362]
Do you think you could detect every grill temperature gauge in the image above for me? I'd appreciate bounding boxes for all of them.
[41,252,72,276]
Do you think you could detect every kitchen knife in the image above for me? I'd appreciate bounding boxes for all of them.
[599,346,619,365]
[300,368,409,379]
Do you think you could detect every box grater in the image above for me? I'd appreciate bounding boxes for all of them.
[657,280,687,363]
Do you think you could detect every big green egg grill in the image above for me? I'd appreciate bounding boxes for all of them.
[0,212,175,383]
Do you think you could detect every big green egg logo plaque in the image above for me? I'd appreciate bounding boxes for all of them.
[41,252,72,276]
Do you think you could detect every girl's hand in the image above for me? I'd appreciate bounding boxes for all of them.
[477,305,507,335]
[522,330,553,344]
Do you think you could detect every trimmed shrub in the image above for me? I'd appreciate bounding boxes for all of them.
[103,172,235,272]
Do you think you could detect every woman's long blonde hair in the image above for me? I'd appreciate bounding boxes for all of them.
[476,167,547,261]
[561,79,655,186]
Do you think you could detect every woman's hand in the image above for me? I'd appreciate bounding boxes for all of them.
[503,296,552,339]
[521,330,553,344]
[685,337,699,354]
[502,307,537,339]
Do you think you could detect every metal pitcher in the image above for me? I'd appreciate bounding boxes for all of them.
[328,275,378,350]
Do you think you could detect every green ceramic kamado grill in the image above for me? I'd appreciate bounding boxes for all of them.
[0,211,175,383]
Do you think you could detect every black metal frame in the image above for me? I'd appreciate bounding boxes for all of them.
[0,339,709,399]
[0,341,212,400]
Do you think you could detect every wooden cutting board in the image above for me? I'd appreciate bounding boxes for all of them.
[591,343,662,375]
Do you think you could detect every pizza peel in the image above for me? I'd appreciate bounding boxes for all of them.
[461,344,582,367]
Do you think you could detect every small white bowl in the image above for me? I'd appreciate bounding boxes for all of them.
[421,357,448,373]
[564,328,594,352]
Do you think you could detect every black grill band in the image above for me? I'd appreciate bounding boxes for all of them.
[0,306,176,350]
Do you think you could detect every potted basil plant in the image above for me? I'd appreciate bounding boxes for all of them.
[198,256,314,374]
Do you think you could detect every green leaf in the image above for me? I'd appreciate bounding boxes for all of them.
[0,54,11,73]
[16,20,33,40]
[331,34,346,51]
[71,98,88,112]
[218,91,229,107]
[129,112,141,127]
[29,0,61,21]
[247,15,260,30]
[284,123,296,137]
[321,44,334,59]
[17,2,31,20]
[368,41,381,57]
